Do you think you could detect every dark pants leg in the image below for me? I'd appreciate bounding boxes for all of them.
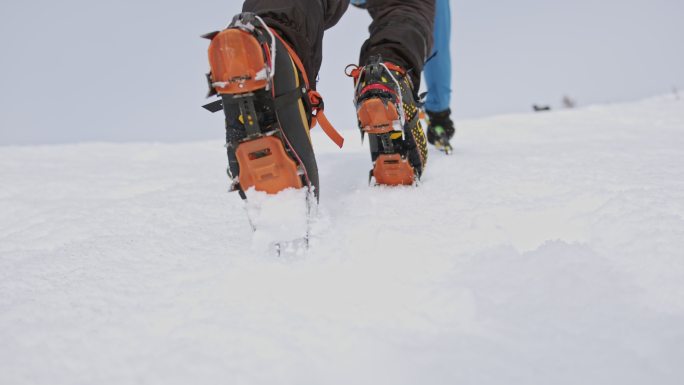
[242,0,434,89]
[361,0,435,89]
[242,0,349,89]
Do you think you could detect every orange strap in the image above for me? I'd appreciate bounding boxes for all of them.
[272,29,344,149]
[271,29,310,90]
[309,91,344,148]
[345,64,362,82]
[346,62,406,83]
[383,62,406,75]
[313,109,344,148]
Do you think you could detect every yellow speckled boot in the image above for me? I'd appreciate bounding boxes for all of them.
[348,55,428,185]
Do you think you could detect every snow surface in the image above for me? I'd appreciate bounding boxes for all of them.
[1,96,684,384]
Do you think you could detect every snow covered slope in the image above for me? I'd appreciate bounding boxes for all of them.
[1,96,683,384]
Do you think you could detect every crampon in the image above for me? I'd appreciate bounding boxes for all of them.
[347,55,428,186]
[202,13,343,255]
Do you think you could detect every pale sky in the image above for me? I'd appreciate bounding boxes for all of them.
[0,0,682,145]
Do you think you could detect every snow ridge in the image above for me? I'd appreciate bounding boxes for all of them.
[1,96,683,384]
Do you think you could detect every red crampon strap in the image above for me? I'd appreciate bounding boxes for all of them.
[345,62,407,84]
[383,62,406,75]
[271,30,344,148]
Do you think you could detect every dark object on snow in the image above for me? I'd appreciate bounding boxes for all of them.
[533,105,551,112]
[426,108,455,155]
[562,95,577,109]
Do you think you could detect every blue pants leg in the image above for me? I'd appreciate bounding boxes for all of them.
[423,0,451,113]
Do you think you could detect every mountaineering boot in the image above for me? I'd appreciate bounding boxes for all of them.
[426,108,455,155]
[348,55,428,186]
[202,13,343,201]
